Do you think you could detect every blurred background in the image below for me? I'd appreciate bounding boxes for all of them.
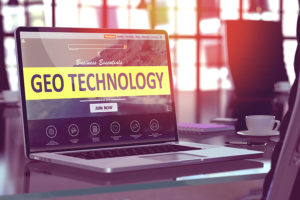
[0,0,298,124]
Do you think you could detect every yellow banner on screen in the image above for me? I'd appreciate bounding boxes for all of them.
[23,66,171,100]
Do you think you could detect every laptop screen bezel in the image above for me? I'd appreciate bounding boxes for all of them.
[15,27,179,157]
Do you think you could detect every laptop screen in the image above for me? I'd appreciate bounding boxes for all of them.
[17,28,177,153]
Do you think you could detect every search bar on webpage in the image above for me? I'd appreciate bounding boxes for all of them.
[68,43,127,50]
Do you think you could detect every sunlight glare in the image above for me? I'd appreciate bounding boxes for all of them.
[200,18,220,34]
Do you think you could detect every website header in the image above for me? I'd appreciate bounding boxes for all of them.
[20,32,166,40]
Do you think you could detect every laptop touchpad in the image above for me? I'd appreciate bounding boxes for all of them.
[142,153,205,161]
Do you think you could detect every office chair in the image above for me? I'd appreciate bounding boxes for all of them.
[266,70,300,200]
[225,20,289,130]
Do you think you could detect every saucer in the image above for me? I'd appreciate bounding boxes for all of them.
[237,130,279,137]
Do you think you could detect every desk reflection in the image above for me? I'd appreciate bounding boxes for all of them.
[23,160,263,194]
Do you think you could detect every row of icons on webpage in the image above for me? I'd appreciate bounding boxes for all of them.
[45,119,160,139]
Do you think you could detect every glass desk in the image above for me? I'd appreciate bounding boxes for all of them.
[0,106,274,200]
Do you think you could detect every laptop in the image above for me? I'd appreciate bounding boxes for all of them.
[15,27,262,173]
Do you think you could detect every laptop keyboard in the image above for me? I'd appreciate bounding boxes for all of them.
[62,144,201,160]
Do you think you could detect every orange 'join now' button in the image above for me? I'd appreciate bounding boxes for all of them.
[104,34,116,39]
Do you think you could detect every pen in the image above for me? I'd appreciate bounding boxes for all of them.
[225,141,267,146]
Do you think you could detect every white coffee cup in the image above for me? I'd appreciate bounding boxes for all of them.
[245,115,280,133]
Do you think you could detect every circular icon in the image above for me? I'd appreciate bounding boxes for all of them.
[110,121,120,134]
[130,120,141,133]
[46,125,57,138]
[149,119,159,131]
[90,123,100,136]
[68,124,79,137]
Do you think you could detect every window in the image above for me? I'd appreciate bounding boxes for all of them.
[1,0,298,122]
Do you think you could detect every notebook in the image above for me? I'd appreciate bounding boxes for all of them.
[178,122,235,133]
[15,27,262,173]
